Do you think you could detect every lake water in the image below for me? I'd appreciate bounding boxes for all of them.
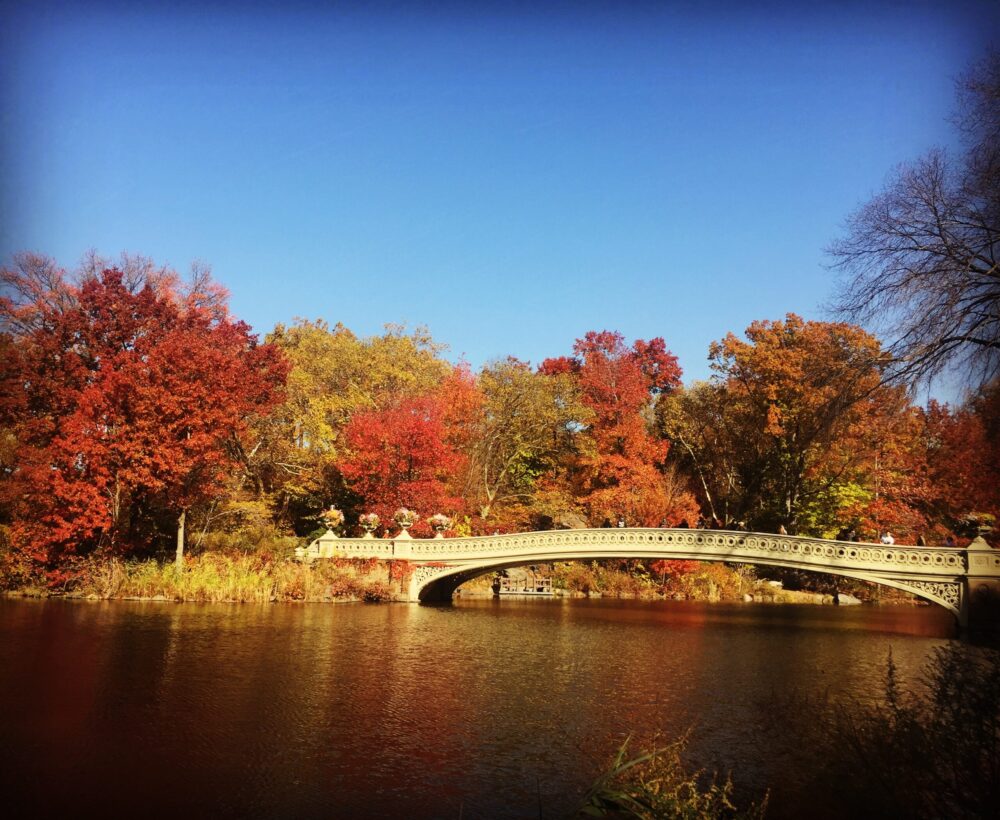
[0,598,957,818]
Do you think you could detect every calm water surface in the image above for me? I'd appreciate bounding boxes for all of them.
[0,598,957,818]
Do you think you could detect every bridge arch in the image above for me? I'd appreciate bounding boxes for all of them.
[412,550,962,616]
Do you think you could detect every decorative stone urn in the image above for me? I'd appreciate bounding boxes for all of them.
[429,513,451,539]
[393,508,418,539]
[319,506,344,537]
[359,512,380,539]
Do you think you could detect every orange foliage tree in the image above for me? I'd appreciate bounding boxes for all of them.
[542,330,693,526]
[678,314,898,533]
[921,389,1000,539]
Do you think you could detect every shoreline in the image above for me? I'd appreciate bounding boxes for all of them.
[2,586,917,607]
[1,553,921,607]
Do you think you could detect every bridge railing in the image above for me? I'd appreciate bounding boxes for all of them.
[301,527,984,579]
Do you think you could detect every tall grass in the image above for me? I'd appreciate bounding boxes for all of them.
[578,734,768,819]
[67,554,393,603]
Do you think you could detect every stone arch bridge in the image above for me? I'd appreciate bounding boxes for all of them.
[306,528,1000,629]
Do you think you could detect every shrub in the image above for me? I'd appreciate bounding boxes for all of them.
[362,581,392,602]
[0,526,43,591]
[555,562,598,595]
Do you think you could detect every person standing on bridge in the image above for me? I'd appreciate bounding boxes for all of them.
[880,531,895,545]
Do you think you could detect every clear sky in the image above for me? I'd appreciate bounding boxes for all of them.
[2,0,998,386]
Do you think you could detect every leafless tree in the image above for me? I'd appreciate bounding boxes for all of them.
[829,52,1000,389]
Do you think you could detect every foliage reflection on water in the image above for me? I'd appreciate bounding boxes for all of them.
[0,598,958,818]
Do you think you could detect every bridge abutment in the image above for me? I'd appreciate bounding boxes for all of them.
[960,537,1000,632]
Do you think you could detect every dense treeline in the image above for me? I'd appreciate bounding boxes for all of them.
[0,251,996,587]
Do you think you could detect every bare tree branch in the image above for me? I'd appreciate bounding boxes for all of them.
[829,53,1000,389]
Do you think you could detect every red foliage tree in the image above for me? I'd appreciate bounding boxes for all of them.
[537,355,581,377]
[650,558,699,583]
[0,258,288,573]
[922,391,1000,537]
[338,395,465,535]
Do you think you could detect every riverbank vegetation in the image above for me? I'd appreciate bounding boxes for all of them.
[578,734,768,819]
[7,554,395,604]
[1,55,998,593]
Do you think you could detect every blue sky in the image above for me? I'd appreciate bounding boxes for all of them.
[2,0,998,388]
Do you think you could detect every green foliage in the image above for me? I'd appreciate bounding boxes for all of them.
[794,481,872,537]
[578,734,768,819]
[463,357,591,522]
[186,499,301,558]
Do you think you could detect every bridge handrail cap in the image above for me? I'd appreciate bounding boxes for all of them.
[967,535,994,551]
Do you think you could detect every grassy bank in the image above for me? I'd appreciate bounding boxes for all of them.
[4,554,397,603]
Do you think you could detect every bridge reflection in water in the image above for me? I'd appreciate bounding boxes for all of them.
[305,527,1000,629]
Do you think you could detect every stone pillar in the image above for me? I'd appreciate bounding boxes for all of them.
[392,532,412,559]
[405,572,423,603]
[961,536,1000,631]
[320,529,338,558]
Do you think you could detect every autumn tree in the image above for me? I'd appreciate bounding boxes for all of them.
[266,319,449,453]
[811,394,934,540]
[338,394,465,534]
[542,330,690,526]
[0,254,288,573]
[830,51,1000,387]
[457,357,590,526]
[657,381,742,526]
[662,315,901,534]
[830,387,1000,542]
[922,389,1000,533]
[238,319,451,533]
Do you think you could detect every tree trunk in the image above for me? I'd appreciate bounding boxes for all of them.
[175,509,187,571]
